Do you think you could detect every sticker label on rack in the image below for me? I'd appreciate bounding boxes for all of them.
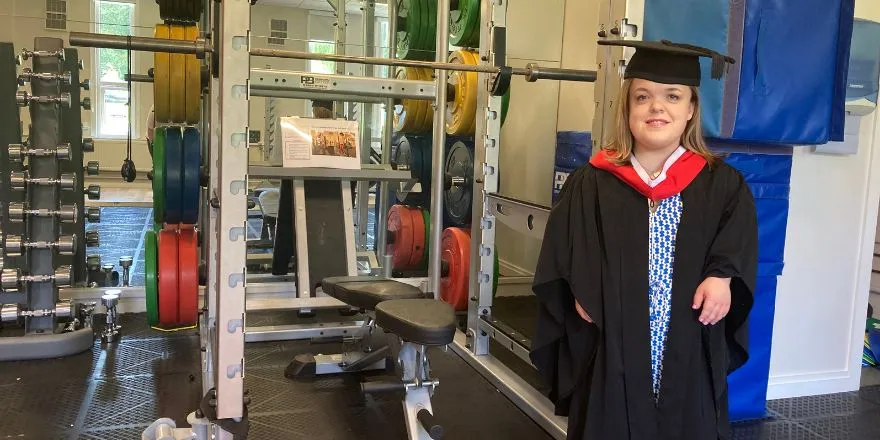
[300,76,332,90]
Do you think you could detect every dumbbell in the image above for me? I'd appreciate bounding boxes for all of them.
[86,161,100,176]
[9,171,76,190]
[81,97,91,111]
[1,265,73,292]
[87,254,102,272]
[15,91,71,108]
[86,230,100,248]
[17,68,72,86]
[85,184,101,200]
[4,234,77,257]
[82,138,95,153]
[8,142,71,162]
[119,256,133,287]
[0,300,74,324]
[16,48,65,65]
[7,202,78,223]
[80,79,90,90]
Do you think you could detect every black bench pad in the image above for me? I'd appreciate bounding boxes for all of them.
[322,276,425,311]
[375,299,456,346]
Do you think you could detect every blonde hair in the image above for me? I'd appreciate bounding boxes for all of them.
[601,78,717,167]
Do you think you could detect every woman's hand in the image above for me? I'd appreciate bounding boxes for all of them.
[692,277,731,325]
[575,300,593,323]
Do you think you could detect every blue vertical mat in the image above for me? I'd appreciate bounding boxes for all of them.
[552,132,592,203]
[724,152,793,421]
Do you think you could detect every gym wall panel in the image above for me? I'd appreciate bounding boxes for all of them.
[555,0,598,133]
[506,0,565,62]
[855,1,880,21]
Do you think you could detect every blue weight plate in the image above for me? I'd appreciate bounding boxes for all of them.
[164,127,183,224]
[182,127,201,224]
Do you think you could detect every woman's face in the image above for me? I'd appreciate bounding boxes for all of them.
[627,78,694,153]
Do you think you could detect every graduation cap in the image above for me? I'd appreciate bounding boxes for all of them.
[597,39,736,86]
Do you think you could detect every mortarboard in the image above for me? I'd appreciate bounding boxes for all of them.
[597,39,736,86]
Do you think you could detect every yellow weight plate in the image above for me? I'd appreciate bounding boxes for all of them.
[393,68,414,132]
[415,67,434,132]
[169,24,187,123]
[446,50,478,136]
[463,50,480,134]
[184,24,201,125]
[154,24,171,123]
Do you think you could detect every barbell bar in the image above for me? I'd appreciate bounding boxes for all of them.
[68,32,597,84]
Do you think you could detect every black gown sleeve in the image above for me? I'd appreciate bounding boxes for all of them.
[529,166,599,416]
[703,169,758,374]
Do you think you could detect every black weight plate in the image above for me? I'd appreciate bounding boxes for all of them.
[393,135,429,206]
[444,140,474,226]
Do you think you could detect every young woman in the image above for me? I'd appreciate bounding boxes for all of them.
[530,40,758,440]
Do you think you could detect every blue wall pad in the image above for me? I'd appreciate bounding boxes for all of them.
[724,152,793,421]
[643,0,855,145]
[552,131,592,203]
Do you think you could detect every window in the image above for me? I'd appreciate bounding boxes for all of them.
[268,19,287,46]
[308,40,336,74]
[94,0,135,139]
[46,0,67,30]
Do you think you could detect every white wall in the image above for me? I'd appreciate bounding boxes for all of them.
[767,1,880,399]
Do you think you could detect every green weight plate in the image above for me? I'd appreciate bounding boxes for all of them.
[421,0,437,61]
[396,0,422,60]
[450,0,477,47]
[501,86,510,126]
[153,127,166,224]
[464,0,481,48]
[145,230,159,326]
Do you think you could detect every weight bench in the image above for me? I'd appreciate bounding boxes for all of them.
[287,276,456,440]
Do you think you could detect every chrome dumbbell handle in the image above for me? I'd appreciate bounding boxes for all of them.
[17,48,65,64]
[10,171,77,190]
[7,203,77,223]
[4,235,77,256]
[17,68,72,85]
[8,143,71,162]
[10,266,73,287]
[15,91,72,107]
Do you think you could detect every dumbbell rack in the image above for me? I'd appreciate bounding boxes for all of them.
[0,37,95,362]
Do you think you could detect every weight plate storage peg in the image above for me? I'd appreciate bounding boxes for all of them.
[443,140,474,226]
[145,230,159,326]
[446,50,479,136]
[158,229,179,327]
[164,126,183,224]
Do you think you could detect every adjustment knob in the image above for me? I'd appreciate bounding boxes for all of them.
[85,230,100,247]
[85,184,101,200]
[86,207,101,223]
[82,138,95,153]
[86,161,99,176]
[81,97,91,110]
[80,79,90,90]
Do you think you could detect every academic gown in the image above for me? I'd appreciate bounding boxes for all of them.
[529,153,758,440]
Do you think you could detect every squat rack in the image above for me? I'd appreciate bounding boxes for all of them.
[69,0,604,437]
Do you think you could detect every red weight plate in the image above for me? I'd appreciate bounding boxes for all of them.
[158,229,180,327]
[177,228,199,326]
[386,205,415,270]
[440,227,471,311]
[407,206,426,268]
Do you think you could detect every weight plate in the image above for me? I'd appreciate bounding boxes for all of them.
[393,135,430,206]
[386,204,415,270]
[169,24,187,123]
[450,0,478,48]
[396,0,422,61]
[440,227,470,311]
[177,228,199,326]
[446,50,478,136]
[444,141,474,226]
[420,208,431,269]
[164,127,183,224]
[153,127,167,224]
[154,24,171,123]
[182,127,201,224]
[145,230,159,326]
[185,25,201,124]
[464,0,481,48]
[158,229,180,327]
[392,68,414,132]
[421,0,437,61]
[409,205,426,268]
[463,50,481,134]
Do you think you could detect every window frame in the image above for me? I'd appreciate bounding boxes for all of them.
[92,0,137,140]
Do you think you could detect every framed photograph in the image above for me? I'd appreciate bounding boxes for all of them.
[279,117,361,169]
